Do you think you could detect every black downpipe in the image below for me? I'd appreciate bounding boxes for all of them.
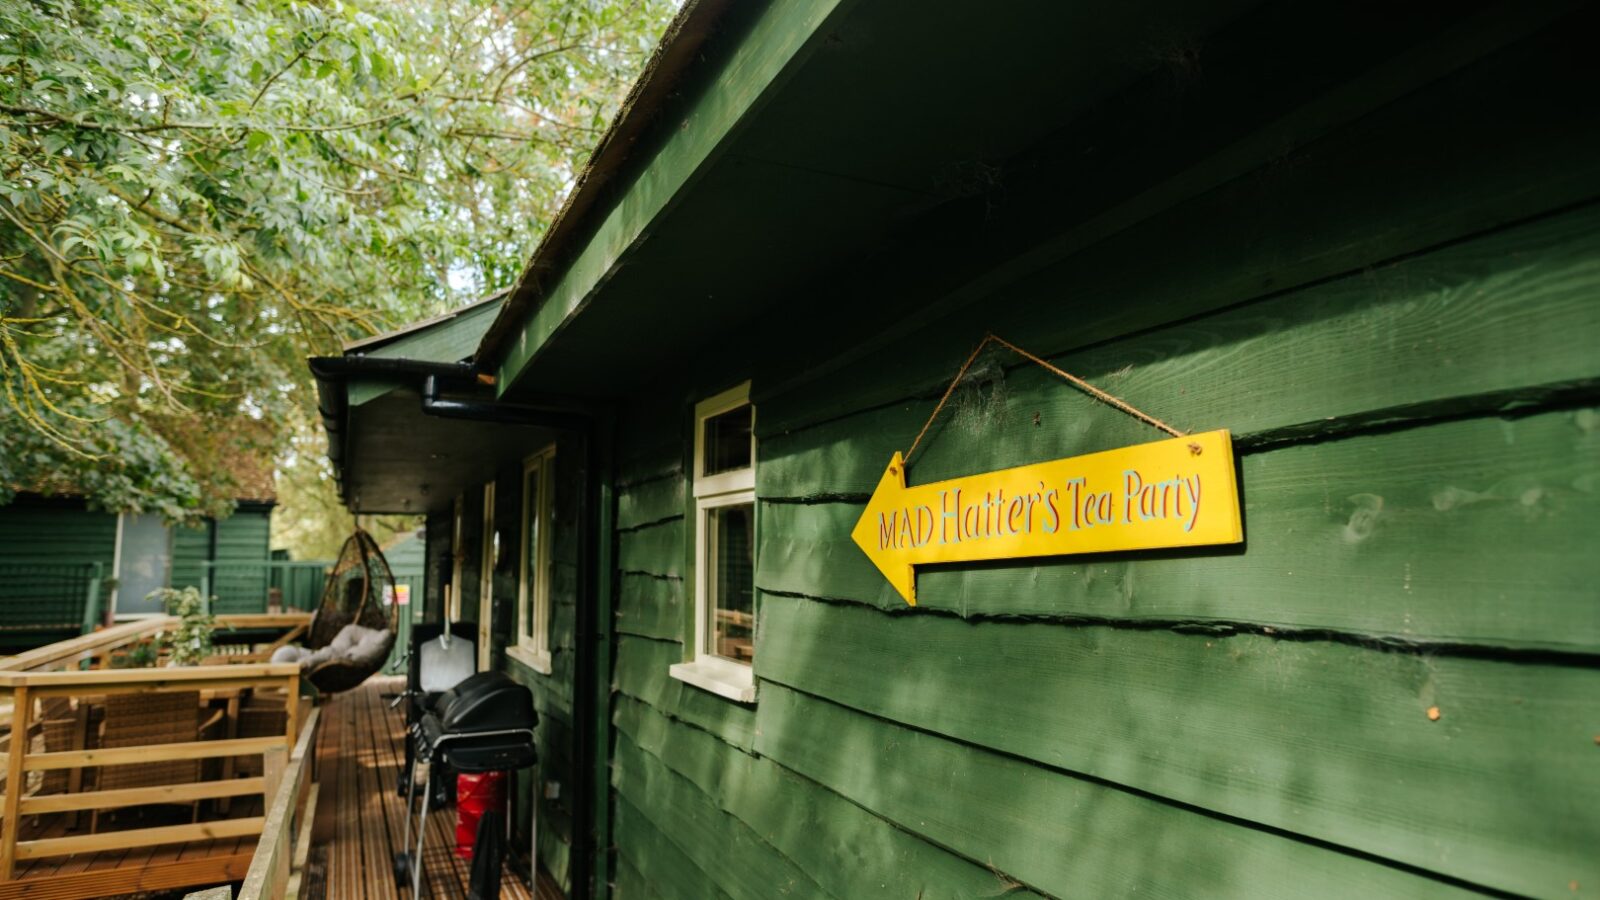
[572,424,598,900]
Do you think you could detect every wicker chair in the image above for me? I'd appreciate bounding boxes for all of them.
[37,697,76,796]
[233,692,287,778]
[277,529,399,694]
[91,691,221,831]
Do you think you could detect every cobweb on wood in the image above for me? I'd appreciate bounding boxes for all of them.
[949,344,1010,438]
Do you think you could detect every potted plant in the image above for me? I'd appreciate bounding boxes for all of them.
[146,586,219,666]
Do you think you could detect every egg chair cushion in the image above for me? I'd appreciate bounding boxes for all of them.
[272,623,393,674]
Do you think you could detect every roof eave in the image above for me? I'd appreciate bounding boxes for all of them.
[343,288,508,356]
[473,0,739,371]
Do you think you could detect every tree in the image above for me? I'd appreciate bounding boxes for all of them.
[270,417,421,560]
[0,0,673,523]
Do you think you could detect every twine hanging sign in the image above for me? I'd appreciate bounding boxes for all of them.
[851,335,1243,606]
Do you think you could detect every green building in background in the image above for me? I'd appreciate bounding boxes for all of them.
[0,479,276,648]
[311,1,1600,897]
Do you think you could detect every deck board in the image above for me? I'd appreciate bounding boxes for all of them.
[355,674,450,899]
[312,677,560,900]
[0,796,258,898]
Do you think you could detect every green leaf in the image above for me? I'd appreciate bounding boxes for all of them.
[0,0,677,526]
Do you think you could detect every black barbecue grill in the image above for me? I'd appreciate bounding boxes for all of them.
[392,620,479,799]
[394,670,538,896]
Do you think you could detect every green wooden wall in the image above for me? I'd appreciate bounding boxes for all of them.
[0,499,116,636]
[209,508,273,609]
[0,501,272,632]
[0,500,118,571]
[169,520,211,594]
[169,506,274,613]
[603,13,1600,900]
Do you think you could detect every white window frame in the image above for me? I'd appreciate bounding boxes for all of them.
[449,495,465,624]
[109,512,125,616]
[669,381,757,703]
[509,445,556,674]
[478,480,496,672]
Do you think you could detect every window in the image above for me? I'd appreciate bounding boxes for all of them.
[511,445,556,674]
[670,382,757,703]
[478,480,495,672]
[449,495,465,623]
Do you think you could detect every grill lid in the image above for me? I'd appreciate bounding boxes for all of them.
[433,670,536,734]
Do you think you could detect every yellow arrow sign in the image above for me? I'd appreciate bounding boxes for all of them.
[851,429,1243,605]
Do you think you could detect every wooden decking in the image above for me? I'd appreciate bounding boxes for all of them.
[1,804,258,899]
[305,677,563,900]
[0,672,559,899]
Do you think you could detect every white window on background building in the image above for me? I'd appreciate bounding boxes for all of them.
[512,445,556,674]
[670,381,757,703]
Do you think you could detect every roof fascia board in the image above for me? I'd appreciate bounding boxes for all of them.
[349,293,506,362]
[491,0,857,395]
[366,299,503,363]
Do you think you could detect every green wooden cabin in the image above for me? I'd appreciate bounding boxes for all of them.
[312,1,1600,897]
[0,491,276,648]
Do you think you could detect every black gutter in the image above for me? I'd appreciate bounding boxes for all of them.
[419,375,592,431]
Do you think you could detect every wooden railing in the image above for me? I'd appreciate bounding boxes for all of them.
[205,614,315,665]
[0,615,313,899]
[0,617,170,676]
[177,705,322,900]
[0,613,312,676]
[234,705,320,900]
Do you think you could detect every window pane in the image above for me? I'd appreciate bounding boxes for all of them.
[523,467,540,641]
[707,502,755,664]
[702,404,752,476]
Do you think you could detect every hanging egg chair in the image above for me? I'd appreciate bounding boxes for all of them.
[271,529,398,694]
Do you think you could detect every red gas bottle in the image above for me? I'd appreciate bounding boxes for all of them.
[455,771,506,859]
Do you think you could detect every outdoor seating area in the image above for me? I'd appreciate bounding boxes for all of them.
[0,615,311,899]
[0,616,562,900]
